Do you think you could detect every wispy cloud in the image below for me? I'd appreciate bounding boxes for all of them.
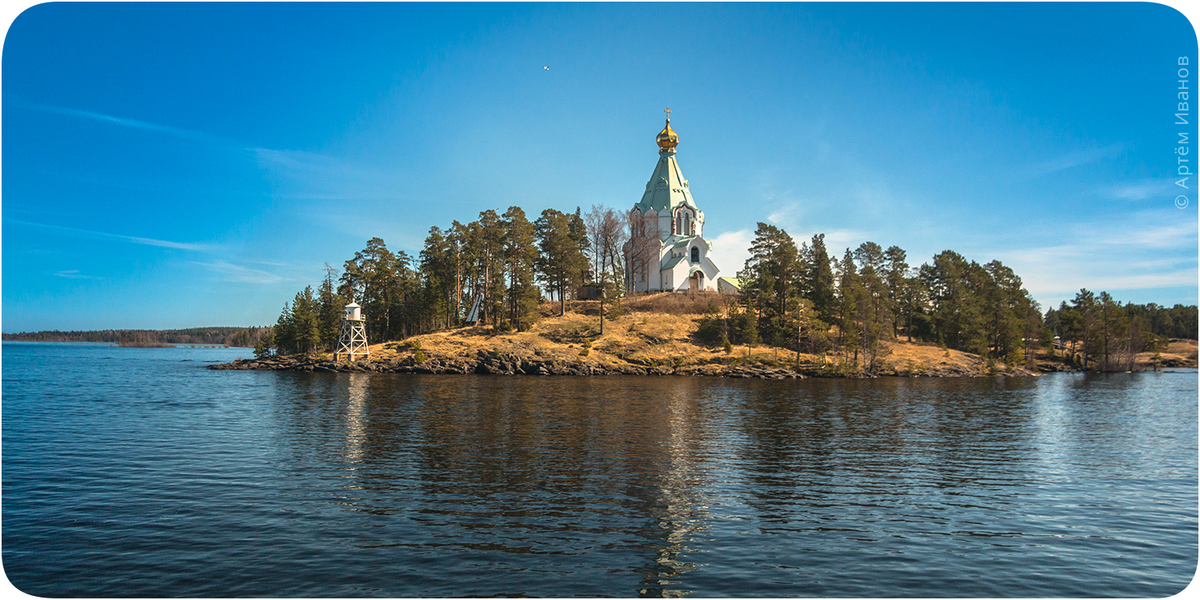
[789,228,874,254]
[1114,223,1198,249]
[992,216,1198,307]
[9,98,231,146]
[53,270,103,280]
[1018,261,1197,298]
[1102,178,1178,201]
[191,261,284,284]
[8,220,217,252]
[1074,270,1199,291]
[10,219,290,285]
[1028,144,1123,176]
[253,148,407,202]
[766,201,803,226]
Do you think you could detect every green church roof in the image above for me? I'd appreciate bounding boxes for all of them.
[661,254,686,271]
[633,117,703,216]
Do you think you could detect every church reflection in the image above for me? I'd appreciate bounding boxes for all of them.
[315,374,719,596]
[631,386,711,598]
[266,371,769,595]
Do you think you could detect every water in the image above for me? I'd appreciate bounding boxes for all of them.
[3,342,1196,597]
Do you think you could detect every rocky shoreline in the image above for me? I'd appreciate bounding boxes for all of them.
[209,349,1041,379]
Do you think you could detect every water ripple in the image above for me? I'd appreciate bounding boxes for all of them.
[2,343,1196,596]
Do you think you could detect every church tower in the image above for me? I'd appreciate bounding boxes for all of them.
[625,110,720,293]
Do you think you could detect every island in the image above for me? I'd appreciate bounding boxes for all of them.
[208,294,1199,378]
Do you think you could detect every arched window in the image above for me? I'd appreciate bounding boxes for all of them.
[691,247,700,263]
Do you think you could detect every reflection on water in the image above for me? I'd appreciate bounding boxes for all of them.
[343,373,369,464]
[2,343,1196,597]
[247,372,1196,597]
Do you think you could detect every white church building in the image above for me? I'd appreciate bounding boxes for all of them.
[625,111,721,293]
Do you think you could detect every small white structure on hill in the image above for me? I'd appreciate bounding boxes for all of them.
[718,276,743,295]
[336,302,369,362]
[624,109,720,293]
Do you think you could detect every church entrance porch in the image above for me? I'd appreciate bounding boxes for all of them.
[689,272,700,291]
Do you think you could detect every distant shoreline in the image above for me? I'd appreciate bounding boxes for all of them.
[1,326,266,348]
[3,340,245,350]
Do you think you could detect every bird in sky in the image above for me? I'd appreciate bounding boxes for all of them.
[543,65,549,70]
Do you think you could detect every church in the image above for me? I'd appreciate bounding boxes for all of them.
[624,111,721,293]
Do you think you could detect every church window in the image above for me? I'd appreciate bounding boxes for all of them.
[691,247,699,263]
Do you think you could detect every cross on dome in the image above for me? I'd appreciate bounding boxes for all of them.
[656,108,679,152]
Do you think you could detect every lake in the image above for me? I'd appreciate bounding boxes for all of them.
[2,342,1196,597]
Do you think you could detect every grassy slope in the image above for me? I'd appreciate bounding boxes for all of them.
[354,293,1044,377]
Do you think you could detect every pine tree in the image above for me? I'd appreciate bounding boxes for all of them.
[501,206,540,331]
[804,233,836,323]
[742,223,802,350]
[290,286,321,354]
[317,264,345,351]
[535,208,589,316]
[274,302,296,355]
[836,249,862,365]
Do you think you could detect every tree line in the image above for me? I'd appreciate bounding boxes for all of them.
[2,327,270,347]
[267,210,1196,371]
[269,205,630,356]
[1045,292,1198,370]
[696,222,1197,372]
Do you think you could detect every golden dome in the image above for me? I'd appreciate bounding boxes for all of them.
[656,114,678,152]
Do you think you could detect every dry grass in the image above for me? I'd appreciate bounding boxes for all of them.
[1133,338,1198,369]
[876,341,989,375]
[622,291,728,315]
[1037,338,1198,370]
[354,302,728,371]
[355,300,1039,376]
[1164,338,1199,360]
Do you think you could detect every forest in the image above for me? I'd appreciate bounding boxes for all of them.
[2,326,269,347]
[265,206,1197,373]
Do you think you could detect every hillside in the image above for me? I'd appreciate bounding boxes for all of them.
[216,293,1044,378]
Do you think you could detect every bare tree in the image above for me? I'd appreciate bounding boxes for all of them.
[588,205,629,291]
[625,209,659,293]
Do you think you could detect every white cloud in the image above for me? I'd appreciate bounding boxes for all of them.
[708,229,753,276]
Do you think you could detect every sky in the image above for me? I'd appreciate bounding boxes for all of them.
[2,2,1197,332]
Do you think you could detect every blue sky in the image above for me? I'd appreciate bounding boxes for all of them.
[3,2,1197,332]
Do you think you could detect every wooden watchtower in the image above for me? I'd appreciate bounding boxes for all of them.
[336,303,369,362]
